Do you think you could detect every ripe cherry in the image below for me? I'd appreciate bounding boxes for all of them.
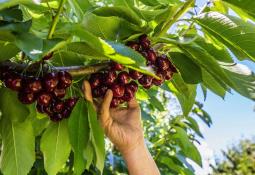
[111,62,124,71]
[146,49,157,63]
[44,105,54,116]
[111,83,125,98]
[53,88,66,99]
[62,109,71,118]
[50,113,63,122]
[92,86,107,98]
[5,74,22,91]
[58,71,72,88]
[18,92,36,104]
[129,70,143,80]
[89,73,103,89]
[110,98,120,108]
[127,81,138,93]
[36,103,45,114]
[163,69,173,80]
[27,78,42,93]
[138,75,153,87]
[156,57,170,71]
[37,92,52,106]
[105,71,117,85]
[53,101,64,113]
[122,88,134,102]
[42,52,54,60]
[169,63,177,73]
[43,72,59,92]
[153,72,165,86]
[117,71,130,84]
[126,41,140,51]
[65,97,78,109]
[139,34,150,49]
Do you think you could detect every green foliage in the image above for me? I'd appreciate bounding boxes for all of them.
[0,0,255,175]
[211,138,255,175]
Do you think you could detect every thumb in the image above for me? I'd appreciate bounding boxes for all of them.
[99,90,113,128]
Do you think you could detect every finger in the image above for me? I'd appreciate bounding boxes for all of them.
[127,97,140,109]
[99,90,113,126]
[82,80,93,102]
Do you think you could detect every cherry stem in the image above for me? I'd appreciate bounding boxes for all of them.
[0,61,110,77]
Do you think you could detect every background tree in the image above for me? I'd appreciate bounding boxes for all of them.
[211,139,255,175]
[0,0,255,175]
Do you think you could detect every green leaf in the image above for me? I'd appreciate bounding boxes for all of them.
[0,118,35,175]
[68,99,90,174]
[221,63,255,100]
[0,0,32,11]
[0,88,30,122]
[0,20,32,34]
[0,41,20,61]
[93,6,143,26]
[169,52,202,84]
[67,0,92,21]
[0,6,23,21]
[195,12,255,62]
[185,117,203,138]
[171,126,202,166]
[87,101,105,173]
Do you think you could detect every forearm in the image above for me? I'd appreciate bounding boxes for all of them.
[121,143,160,175]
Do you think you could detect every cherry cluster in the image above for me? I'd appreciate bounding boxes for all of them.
[0,66,78,122]
[89,34,177,108]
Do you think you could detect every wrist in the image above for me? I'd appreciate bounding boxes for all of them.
[120,140,147,158]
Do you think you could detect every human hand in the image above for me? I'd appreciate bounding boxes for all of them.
[83,80,145,154]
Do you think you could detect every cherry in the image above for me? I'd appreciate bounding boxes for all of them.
[58,71,72,88]
[153,72,165,86]
[43,72,59,92]
[129,70,143,80]
[37,92,52,106]
[0,66,11,80]
[140,51,148,58]
[62,109,71,118]
[156,56,170,71]
[110,98,120,108]
[146,49,157,63]
[138,75,153,87]
[89,73,103,89]
[50,113,63,122]
[163,69,173,80]
[127,81,138,92]
[111,83,125,98]
[18,92,36,104]
[44,105,54,116]
[126,41,140,51]
[111,62,124,71]
[5,74,22,91]
[143,84,152,89]
[169,62,177,73]
[105,71,117,85]
[65,97,78,109]
[26,78,42,93]
[139,34,150,49]
[53,101,64,113]
[36,103,45,114]
[92,86,107,98]
[122,88,134,102]
[53,88,66,99]
[43,52,53,60]
[117,71,130,84]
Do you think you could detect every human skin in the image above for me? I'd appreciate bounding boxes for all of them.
[83,81,160,175]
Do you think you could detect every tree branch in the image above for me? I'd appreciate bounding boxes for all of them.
[154,0,194,37]
[47,0,66,39]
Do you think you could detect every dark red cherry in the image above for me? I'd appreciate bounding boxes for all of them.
[37,92,52,106]
[58,71,72,88]
[5,74,22,91]
[156,57,170,71]
[27,78,42,93]
[44,105,54,116]
[111,62,124,71]
[89,73,103,89]
[146,49,157,63]
[111,83,125,98]
[43,52,53,60]
[143,84,152,89]
[0,66,11,80]
[163,69,173,80]
[18,92,36,104]
[43,72,59,92]
[105,71,117,85]
[122,88,134,102]
[140,51,148,58]
[153,72,165,86]
[50,113,63,122]
[126,41,140,51]
[169,62,177,73]
[36,103,45,114]
[65,97,78,109]
[139,34,150,49]
[62,109,71,118]
[127,81,138,93]
[129,70,143,80]
[53,88,66,99]
[117,71,130,84]
[138,75,153,87]
[110,98,120,108]
[53,101,64,113]
[92,87,102,98]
